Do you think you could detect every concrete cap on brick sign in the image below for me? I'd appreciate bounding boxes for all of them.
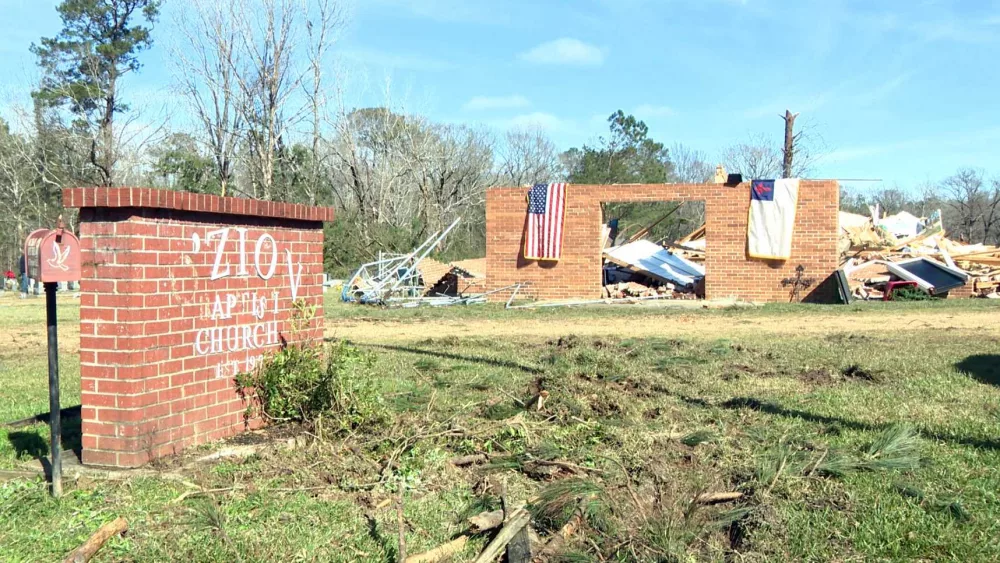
[63,187,335,222]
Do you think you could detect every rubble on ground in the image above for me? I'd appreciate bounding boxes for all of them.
[341,219,489,307]
[600,217,707,302]
[341,219,496,308]
[839,208,998,300]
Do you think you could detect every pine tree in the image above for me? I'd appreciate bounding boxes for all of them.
[31,0,161,187]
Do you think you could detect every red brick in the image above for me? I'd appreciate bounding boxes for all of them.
[485,182,839,304]
[70,188,330,468]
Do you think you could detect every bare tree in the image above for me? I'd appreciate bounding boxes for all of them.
[781,109,799,179]
[720,133,782,180]
[670,143,713,183]
[721,124,823,181]
[496,127,563,186]
[173,0,244,196]
[328,105,416,234]
[940,168,1000,244]
[302,0,345,205]
[229,0,313,200]
[409,124,496,240]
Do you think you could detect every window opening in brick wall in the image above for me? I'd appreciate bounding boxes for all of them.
[601,201,706,300]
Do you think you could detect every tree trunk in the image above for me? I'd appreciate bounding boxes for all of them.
[781,110,798,179]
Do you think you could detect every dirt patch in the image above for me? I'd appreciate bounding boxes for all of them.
[841,365,881,383]
[548,335,581,349]
[330,308,1000,344]
[799,368,834,385]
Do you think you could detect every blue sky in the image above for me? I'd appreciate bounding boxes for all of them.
[2,0,999,190]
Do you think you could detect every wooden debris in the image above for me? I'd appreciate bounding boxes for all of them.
[533,504,585,561]
[63,517,128,563]
[839,210,1000,298]
[404,536,469,563]
[694,491,744,504]
[450,454,488,467]
[472,508,531,563]
[397,494,407,563]
[469,509,505,533]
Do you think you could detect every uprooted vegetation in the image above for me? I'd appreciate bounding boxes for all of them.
[4,320,1000,561]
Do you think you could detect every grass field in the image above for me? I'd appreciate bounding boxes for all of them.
[2,293,1000,561]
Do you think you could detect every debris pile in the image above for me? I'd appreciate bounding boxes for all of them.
[601,220,706,300]
[838,208,998,299]
[341,219,493,307]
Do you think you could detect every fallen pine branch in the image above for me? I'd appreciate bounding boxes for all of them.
[473,507,531,563]
[63,517,128,563]
[405,536,469,563]
[170,487,239,505]
[529,458,607,476]
[604,456,648,523]
[695,492,744,504]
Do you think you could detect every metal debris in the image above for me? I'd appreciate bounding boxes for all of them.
[341,219,461,305]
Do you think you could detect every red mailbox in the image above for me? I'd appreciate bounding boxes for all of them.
[24,227,81,283]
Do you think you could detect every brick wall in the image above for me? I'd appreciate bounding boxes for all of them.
[64,187,333,468]
[486,181,840,303]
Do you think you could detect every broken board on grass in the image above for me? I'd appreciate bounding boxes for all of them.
[603,239,705,288]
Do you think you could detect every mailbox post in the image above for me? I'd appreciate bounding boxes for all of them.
[24,218,80,497]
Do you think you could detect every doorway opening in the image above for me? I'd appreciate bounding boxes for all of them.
[600,201,706,300]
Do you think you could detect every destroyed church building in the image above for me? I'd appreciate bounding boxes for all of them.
[485,181,841,304]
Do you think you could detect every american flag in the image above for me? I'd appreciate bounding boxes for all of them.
[524,183,566,261]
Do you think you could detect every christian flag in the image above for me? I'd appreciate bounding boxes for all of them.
[748,178,799,260]
[524,183,567,261]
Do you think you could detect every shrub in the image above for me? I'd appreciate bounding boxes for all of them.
[236,340,387,433]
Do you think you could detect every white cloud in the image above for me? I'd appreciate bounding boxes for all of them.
[463,95,531,111]
[633,104,676,118]
[340,48,456,72]
[519,38,605,66]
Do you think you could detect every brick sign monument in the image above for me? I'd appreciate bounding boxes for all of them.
[64,187,333,467]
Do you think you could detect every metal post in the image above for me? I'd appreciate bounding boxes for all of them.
[45,281,62,497]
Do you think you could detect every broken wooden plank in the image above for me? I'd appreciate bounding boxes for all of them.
[63,517,128,563]
[473,508,531,563]
[677,223,706,244]
[694,491,744,504]
[469,510,505,533]
[405,536,469,563]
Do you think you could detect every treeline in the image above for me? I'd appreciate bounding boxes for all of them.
[841,168,1000,245]
[7,0,989,278]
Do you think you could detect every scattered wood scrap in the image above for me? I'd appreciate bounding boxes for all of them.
[472,507,531,563]
[63,517,128,563]
[404,536,469,563]
[450,454,488,467]
[694,491,744,504]
[532,503,585,561]
[468,509,505,533]
[840,210,1000,298]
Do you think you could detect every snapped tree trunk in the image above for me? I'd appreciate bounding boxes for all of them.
[781,110,798,179]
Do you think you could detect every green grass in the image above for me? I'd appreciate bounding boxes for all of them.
[0,293,80,468]
[2,295,1000,560]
